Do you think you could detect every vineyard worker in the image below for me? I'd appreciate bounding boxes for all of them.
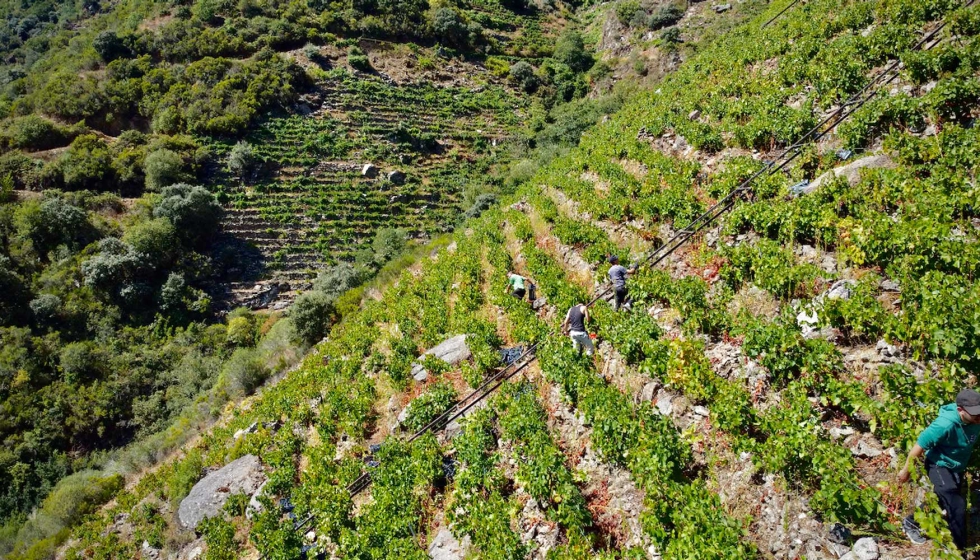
[561,302,594,357]
[507,270,528,300]
[898,388,980,548]
[607,255,632,312]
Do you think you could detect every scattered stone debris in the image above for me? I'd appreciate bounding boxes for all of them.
[713,3,732,12]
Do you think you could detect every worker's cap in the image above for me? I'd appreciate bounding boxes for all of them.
[607,255,619,263]
[956,388,980,416]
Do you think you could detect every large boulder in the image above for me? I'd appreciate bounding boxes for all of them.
[178,455,266,530]
[411,335,471,382]
[801,154,895,194]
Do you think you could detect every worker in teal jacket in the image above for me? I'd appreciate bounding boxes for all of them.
[899,388,980,548]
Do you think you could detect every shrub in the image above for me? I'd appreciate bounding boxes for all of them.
[123,217,178,265]
[40,470,123,527]
[649,5,683,29]
[660,26,681,47]
[347,46,371,71]
[15,197,92,256]
[220,347,270,398]
[371,227,408,266]
[509,61,538,93]
[227,141,256,181]
[152,183,223,247]
[1,116,76,152]
[615,0,642,25]
[554,30,594,73]
[61,134,113,191]
[312,262,368,298]
[144,149,191,192]
[431,8,471,48]
[93,30,131,62]
[290,291,335,345]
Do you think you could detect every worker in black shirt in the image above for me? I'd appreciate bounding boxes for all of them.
[561,303,594,356]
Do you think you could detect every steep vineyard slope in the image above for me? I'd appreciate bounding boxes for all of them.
[208,63,524,308]
[49,0,980,559]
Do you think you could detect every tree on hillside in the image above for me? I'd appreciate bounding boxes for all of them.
[144,149,191,192]
[431,8,471,48]
[509,61,538,93]
[152,183,223,247]
[62,134,113,191]
[93,30,131,62]
[554,30,594,73]
[227,141,256,182]
[290,291,335,345]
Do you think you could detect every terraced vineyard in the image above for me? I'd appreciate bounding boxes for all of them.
[212,68,523,308]
[55,0,980,558]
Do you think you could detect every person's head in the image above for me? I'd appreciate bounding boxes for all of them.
[956,388,980,424]
[608,255,619,265]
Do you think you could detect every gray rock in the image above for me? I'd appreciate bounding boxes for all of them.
[880,279,900,292]
[397,405,411,425]
[388,170,406,185]
[412,367,429,382]
[361,164,379,178]
[852,537,879,560]
[178,455,266,530]
[803,155,896,194]
[688,109,701,120]
[233,422,258,440]
[246,479,269,520]
[829,426,856,440]
[876,339,899,357]
[640,382,658,403]
[713,3,731,11]
[825,279,857,301]
[410,335,471,382]
[428,526,469,560]
[141,540,161,559]
[852,436,884,459]
[655,393,673,416]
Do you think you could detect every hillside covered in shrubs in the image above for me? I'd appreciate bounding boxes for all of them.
[11,0,978,558]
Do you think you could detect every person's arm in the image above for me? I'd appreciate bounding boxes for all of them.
[583,305,590,325]
[899,415,950,482]
[561,310,570,334]
[898,444,925,483]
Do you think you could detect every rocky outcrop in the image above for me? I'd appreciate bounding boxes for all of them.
[178,455,266,530]
[411,334,471,382]
[428,526,470,560]
[801,154,896,194]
